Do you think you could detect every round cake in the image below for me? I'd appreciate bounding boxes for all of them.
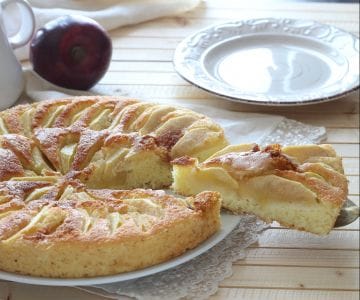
[0,96,227,278]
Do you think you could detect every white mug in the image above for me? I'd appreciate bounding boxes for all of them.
[0,0,35,110]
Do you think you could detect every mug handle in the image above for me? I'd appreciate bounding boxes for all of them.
[1,0,35,49]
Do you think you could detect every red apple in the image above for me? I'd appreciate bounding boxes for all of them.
[30,15,112,90]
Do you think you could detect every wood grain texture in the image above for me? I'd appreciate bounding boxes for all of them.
[110,17,359,38]
[210,288,360,300]
[4,1,359,299]
[236,248,360,268]
[0,283,114,300]
[256,229,359,250]
[220,265,359,290]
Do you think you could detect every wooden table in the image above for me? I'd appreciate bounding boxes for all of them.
[1,1,359,299]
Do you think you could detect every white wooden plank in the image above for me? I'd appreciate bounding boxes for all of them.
[326,128,359,143]
[331,144,359,158]
[204,0,358,12]
[256,229,359,249]
[110,17,359,38]
[109,61,174,72]
[187,6,360,22]
[211,288,360,300]
[99,71,187,85]
[111,48,174,62]
[111,37,181,49]
[220,265,359,290]
[235,248,360,268]
[348,176,359,195]
[343,158,359,175]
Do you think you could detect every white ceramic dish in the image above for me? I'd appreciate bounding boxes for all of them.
[174,18,359,106]
[0,213,240,286]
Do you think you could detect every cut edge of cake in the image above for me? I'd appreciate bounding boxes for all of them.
[172,143,348,235]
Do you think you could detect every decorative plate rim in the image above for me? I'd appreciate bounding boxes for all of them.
[173,17,360,106]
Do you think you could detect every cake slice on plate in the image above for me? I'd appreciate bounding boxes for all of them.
[172,143,348,235]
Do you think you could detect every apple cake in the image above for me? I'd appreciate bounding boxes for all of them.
[0,96,225,278]
[0,178,220,278]
[172,143,348,235]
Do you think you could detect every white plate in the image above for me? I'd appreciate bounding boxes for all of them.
[174,18,359,106]
[0,213,240,286]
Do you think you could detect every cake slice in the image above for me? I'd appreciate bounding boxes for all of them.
[172,143,348,235]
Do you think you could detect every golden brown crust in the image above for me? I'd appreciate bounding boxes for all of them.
[72,99,117,129]
[32,99,71,129]
[112,102,154,132]
[0,104,30,134]
[0,149,24,181]
[0,96,224,278]
[71,130,107,170]
[110,98,139,118]
[171,155,196,166]
[52,98,97,128]
[0,134,33,167]
[16,96,227,177]
[0,178,220,277]
[275,170,347,207]
[203,144,299,180]
[34,128,79,171]
[172,143,348,235]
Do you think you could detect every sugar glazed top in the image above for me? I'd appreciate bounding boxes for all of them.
[0,96,226,278]
[0,96,227,181]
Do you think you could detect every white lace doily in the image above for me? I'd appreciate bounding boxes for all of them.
[260,118,326,146]
[87,215,266,300]
[79,118,326,300]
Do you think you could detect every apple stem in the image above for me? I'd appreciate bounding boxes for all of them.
[71,46,86,63]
